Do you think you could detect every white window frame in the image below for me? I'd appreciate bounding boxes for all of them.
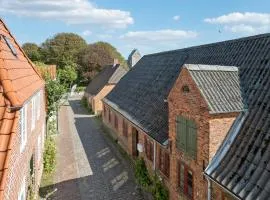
[18,177,25,200]
[31,96,36,131]
[37,91,41,120]
[20,104,27,153]
[37,135,41,163]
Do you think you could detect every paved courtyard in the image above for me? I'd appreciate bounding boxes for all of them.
[49,97,144,200]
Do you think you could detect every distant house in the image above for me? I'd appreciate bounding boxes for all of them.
[0,19,46,199]
[102,33,270,200]
[128,49,141,68]
[84,62,127,114]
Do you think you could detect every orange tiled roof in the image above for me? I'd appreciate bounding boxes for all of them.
[0,18,45,198]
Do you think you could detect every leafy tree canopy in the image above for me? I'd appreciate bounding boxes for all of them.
[41,33,87,67]
[57,63,78,88]
[22,43,42,62]
[78,41,127,81]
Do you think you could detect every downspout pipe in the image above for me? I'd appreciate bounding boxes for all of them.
[207,177,212,200]
[153,141,156,171]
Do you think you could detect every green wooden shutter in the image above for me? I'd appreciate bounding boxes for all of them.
[176,116,187,151]
[187,120,197,158]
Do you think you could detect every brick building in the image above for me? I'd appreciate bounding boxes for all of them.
[84,62,127,114]
[102,33,270,200]
[0,19,46,200]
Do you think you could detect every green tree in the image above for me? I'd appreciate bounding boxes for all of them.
[78,41,127,81]
[41,33,87,67]
[22,43,42,62]
[45,78,66,115]
[57,63,78,88]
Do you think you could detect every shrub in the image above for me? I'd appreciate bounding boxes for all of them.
[43,137,56,174]
[134,158,169,200]
[75,86,86,93]
[135,158,152,188]
[152,176,169,200]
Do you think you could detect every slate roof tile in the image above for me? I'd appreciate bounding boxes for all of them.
[105,33,270,199]
[85,64,127,95]
[185,64,244,114]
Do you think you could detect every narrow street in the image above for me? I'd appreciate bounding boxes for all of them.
[49,96,144,200]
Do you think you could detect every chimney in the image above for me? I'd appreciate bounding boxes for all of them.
[113,58,119,67]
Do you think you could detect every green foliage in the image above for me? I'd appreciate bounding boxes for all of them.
[135,158,152,188]
[45,79,66,115]
[135,158,169,200]
[75,86,86,92]
[78,41,127,81]
[41,33,87,67]
[152,176,169,200]
[57,64,77,88]
[22,43,42,62]
[43,137,56,174]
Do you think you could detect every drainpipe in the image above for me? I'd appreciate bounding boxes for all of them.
[207,177,212,200]
[153,141,157,171]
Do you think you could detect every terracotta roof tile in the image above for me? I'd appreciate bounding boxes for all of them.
[0,18,45,197]
[0,135,10,151]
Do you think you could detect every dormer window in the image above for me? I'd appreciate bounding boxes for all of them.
[3,35,17,57]
[182,85,190,93]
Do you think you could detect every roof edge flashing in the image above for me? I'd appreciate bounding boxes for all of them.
[184,64,238,72]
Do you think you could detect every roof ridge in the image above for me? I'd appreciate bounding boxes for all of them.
[184,64,238,72]
[145,33,270,57]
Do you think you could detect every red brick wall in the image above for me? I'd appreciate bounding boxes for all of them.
[4,88,46,200]
[168,68,238,200]
[102,103,170,183]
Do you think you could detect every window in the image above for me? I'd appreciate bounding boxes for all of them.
[20,104,27,152]
[122,120,128,138]
[37,135,41,163]
[176,116,197,158]
[3,36,17,56]
[159,148,170,178]
[178,162,193,199]
[144,136,154,162]
[104,105,107,117]
[109,110,111,123]
[37,91,41,119]
[182,85,190,93]
[31,96,36,131]
[18,178,25,200]
[114,114,118,130]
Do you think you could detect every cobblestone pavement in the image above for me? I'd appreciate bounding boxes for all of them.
[50,97,144,200]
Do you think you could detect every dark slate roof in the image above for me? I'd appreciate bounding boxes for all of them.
[105,33,270,148]
[85,64,127,95]
[185,64,244,114]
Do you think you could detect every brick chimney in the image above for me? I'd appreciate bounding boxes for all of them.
[113,58,119,67]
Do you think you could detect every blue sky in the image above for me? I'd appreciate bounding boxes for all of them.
[1,0,270,58]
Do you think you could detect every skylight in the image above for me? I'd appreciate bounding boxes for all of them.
[3,35,17,57]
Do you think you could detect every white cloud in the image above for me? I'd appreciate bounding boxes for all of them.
[173,15,180,21]
[120,29,197,43]
[204,12,270,34]
[0,0,134,28]
[82,30,92,36]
